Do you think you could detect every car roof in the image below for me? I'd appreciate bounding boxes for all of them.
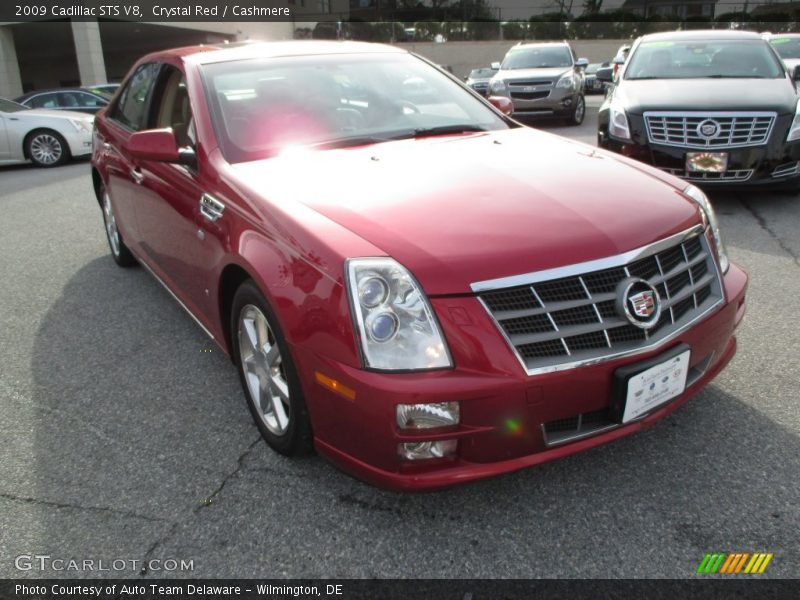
[638,29,765,43]
[512,41,570,48]
[16,87,106,100]
[138,40,406,67]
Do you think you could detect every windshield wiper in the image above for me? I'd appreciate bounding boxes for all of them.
[704,74,767,78]
[305,135,391,150]
[395,125,489,140]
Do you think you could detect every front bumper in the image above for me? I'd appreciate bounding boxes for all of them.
[295,263,748,491]
[599,114,800,189]
[501,87,580,118]
[66,130,93,158]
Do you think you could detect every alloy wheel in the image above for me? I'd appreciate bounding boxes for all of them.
[238,304,291,436]
[30,133,63,165]
[102,192,120,257]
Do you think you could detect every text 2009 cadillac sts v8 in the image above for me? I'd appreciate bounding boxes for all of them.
[598,30,800,189]
[92,41,747,490]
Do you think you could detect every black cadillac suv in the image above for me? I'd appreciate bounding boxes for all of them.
[597,30,800,189]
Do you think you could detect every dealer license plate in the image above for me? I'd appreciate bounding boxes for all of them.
[622,349,691,423]
[686,152,728,173]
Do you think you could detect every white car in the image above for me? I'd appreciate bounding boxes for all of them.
[0,98,94,167]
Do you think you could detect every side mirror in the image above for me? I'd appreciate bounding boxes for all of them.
[575,58,589,69]
[127,128,180,162]
[612,55,626,65]
[487,95,513,116]
[491,62,501,70]
[596,66,614,83]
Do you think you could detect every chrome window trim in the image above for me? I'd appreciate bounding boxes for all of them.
[472,224,725,377]
[643,111,776,149]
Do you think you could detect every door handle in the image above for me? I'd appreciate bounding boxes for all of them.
[131,168,144,185]
[200,193,225,222]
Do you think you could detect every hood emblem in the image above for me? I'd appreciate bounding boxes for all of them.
[697,119,720,139]
[616,278,662,330]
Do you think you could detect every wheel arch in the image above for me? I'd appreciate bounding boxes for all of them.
[217,262,256,362]
[91,167,104,206]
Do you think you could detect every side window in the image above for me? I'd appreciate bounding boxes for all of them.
[74,92,107,108]
[152,65,195,148]
[111,63,160,131]
[28,93,58,109]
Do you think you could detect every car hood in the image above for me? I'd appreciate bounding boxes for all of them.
[231,128,699,296]
[782,58,800,74]
[617,78,797,114]
[18,108,94,121]
[496,67,571,81]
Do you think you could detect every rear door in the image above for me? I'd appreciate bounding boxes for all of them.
[99,62,161,250]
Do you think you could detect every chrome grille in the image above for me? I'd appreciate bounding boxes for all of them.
[644,112,775,149]
[475,227,724,375]
[664,168,753,182]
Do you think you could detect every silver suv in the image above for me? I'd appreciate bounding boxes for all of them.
[489,42,588,125]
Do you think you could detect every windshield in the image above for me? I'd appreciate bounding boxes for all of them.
[469,68,497,79]
[501,46,573,69]
[0,98,30,112]
[202,53,509,163]
[625,39,784,80]
[770,36,800,59]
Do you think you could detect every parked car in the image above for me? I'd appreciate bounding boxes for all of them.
[598,30,800,189]
[0,97,94,167]
[86,83,121,96]
[92,41,747,490]
[488,41,588,125]
[14,87,111,114]
[612,44,632,78]
[765,33,800,82]
[465,66,498,96]
[584,62,610,94]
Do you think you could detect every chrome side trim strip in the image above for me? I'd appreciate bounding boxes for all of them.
[133,250,216,341]
[471,224,704,293]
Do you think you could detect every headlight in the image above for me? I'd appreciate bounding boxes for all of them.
[69,118,93,134]
[683,184,729,274]
[556,73,576,91]
[608,100,631,141]
[787,98,800,141]
[489,78,506,93]
[346,258,452,371]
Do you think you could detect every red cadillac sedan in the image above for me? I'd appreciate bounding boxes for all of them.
[91,41,747,490]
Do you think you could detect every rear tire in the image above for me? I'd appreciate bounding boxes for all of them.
[100,184,136,267]
[231,280,313,457]
[26,129,70,167]
[567,95,586,127]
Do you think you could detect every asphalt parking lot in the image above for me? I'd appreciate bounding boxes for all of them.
[1,94,798,579]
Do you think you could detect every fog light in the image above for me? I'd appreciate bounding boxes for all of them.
[399,439,457,460]
[561,98,573,107]
[396,402,459,429]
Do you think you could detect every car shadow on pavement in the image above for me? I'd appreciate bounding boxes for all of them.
[13,255,799,577]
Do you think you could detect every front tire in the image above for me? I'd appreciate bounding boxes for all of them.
[26,129,70,167]
[100,185,136,267]
[231,280,313,457]
[567,95,586,126]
